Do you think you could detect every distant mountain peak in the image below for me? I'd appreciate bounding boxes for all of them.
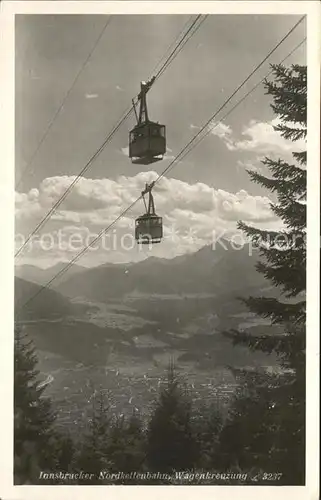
[55,240,264,301]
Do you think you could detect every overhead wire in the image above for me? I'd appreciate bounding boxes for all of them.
[16,19,305,316]
[158,36,307,178]
[15,15,113,190]
[154,15,306,184]
[150,15,195,75]
[15,14,207,259]
[153,15,208,80]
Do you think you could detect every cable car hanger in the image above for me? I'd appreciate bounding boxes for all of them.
[129,79,166,165]
[141,181,156,214]
[131,76,156,125]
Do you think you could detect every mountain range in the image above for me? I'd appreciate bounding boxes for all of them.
[15,243,272,321]
[56,243,266,300]
[14,262,86,286]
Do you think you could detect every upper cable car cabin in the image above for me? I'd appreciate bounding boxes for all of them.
[129,80,166,165]
[129,123,166,165]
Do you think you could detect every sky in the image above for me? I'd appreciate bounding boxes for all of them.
[15,14,306,268]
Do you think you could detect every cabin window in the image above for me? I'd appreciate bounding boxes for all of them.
[130,128,145,142]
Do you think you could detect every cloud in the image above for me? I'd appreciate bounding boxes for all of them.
[190,121,235,149]
[236,158,263,173]
[121,146,129,156]
[215,188,274,222]
[163,152,175,161]
[16,173,277,227]
[15,190,42,220]
[209,122,236,152]
[209,121,233,141]
[15,173,280,268]
[231,118,300,153]
[85,93,99,99]
[210,118,306,154]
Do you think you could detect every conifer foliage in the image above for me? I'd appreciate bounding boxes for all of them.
[75,390,112,484]
[14,328,57,484]
[237,64,307,336]
[222,64,307,485]
[107,412,146,478]
[146,361,199,475]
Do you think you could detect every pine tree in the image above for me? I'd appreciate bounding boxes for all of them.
[146,362,199,477]
[105,412,146,483]
[218,371,280,473]
[14,328,57,484]
[222,64,307,484]
[193,400,223,470]
[76,389,112,484]
[51,430,76,483]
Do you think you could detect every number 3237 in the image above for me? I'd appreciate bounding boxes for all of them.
[262,473,283,480]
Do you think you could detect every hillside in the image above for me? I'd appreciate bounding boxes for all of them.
[56,243,265,301]
[14,276,85,321]
[14,262,86,286]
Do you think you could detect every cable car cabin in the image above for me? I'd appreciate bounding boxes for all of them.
[135,181,163,244]
[129,79,166,165]
[135,214,163,244]
[129,122,166,165]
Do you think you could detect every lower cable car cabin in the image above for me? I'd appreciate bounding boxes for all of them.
[135,181,163,245]
[129,122,166,165]
[129,79,166,165]
[135,214,163,244]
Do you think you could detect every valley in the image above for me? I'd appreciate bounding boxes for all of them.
[21,293,278,434]
[15,243,281,433]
